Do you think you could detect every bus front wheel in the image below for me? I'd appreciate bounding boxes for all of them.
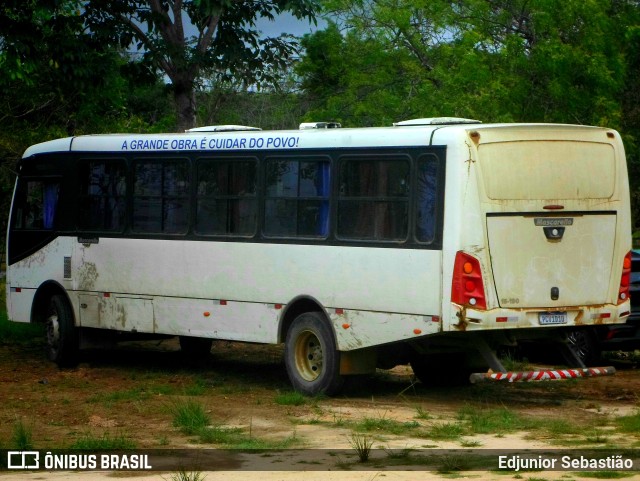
[284,312,344,396]
[46,295,79,367]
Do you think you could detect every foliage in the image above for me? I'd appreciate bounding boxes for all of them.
[171,399,211,435]
[348,432,374,462]
[69,433,137,450]
[11,418,33,450]
[297,0,640,226]
[274,391,307,406]
[302,0,633,126]
[82,0,319,130]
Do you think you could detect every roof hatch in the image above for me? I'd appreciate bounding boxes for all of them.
[393,117,481,126]
[186,125,261,132]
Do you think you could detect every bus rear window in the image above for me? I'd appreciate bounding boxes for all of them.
[479,141,615,200]
[13,180,60,230]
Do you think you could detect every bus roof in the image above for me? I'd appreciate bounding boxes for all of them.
[21,122,612,158]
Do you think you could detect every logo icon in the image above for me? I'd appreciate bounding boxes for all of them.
[7,451,40,469]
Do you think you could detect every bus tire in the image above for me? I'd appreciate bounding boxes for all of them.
[179,336,213,359]
[565,329,600,367]
[46,295,79,367]
[284,312,344,396]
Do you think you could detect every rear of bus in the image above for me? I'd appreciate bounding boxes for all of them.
[445,124,631,351]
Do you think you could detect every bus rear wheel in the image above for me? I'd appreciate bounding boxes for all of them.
[284,312,343,396]
[46,295,79,367]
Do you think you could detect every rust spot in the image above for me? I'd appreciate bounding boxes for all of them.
[469,131,480,144]
[454,306,468,331]
[574,309,584,325]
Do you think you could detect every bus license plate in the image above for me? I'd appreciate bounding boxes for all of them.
[538,312,567,325]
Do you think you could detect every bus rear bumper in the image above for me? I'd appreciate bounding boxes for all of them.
[454,301,631,332]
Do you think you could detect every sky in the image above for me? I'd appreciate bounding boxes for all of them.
[256,12,326,38]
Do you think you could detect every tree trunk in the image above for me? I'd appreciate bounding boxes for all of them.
[173,77,197,132]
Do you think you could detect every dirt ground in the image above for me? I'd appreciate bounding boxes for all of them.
[1,338,639,480]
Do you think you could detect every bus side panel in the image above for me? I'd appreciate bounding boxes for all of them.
[6,237,76,322]
[7,288,36,323]
[73,239,441,317]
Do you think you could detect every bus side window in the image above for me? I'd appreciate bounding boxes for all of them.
[195,159,257,236]
[14,180,59,230]
[264,158,330,238]
[133,159,190,234]
[337,157,409,241]
[416,157,438,243]
[79,159,126,232]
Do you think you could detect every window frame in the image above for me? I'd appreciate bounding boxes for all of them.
[77,158,128,234]
[262,155,332,240]
[131,157,192,235]
[194,156,259,238]
[336,154,411,243]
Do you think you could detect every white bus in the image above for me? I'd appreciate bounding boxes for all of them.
[6,119,632,394]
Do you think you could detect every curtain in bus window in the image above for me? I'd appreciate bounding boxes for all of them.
[43,184,59,229]
[264,159,330,237]
[195,160,257,236]
[338,159,409,241]
[416,158,438,243]
[317,162,330,237]
[17,181,59,230]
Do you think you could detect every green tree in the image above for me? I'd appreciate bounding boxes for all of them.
[83,0,319,132]
[300,0,634,127]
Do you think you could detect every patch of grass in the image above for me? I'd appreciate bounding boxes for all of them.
[183,379,208,396]
[274,391,306,406]
[355,416,420,436]
[457,405,532,435]
[499,352,531,372]
[616,410,640,434]
[348,433,374,462]
[540,419,582,436]
[198,424,245,445]
[69,433,136,450]
[435,453,474,473]
[575,472,635,479]
[584,430,610,444]
[384,447,413,459]
[12,418,34,450]
[171,399,211,435]
[232,434,298,450]
[426,422,466,440]
[169,470,207,481]
[459,439,483,447]
[0,309,44,345]
[415,406,432,420]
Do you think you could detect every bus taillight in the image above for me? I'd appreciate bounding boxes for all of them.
[619,251,632,303]
[451,251,487,309]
